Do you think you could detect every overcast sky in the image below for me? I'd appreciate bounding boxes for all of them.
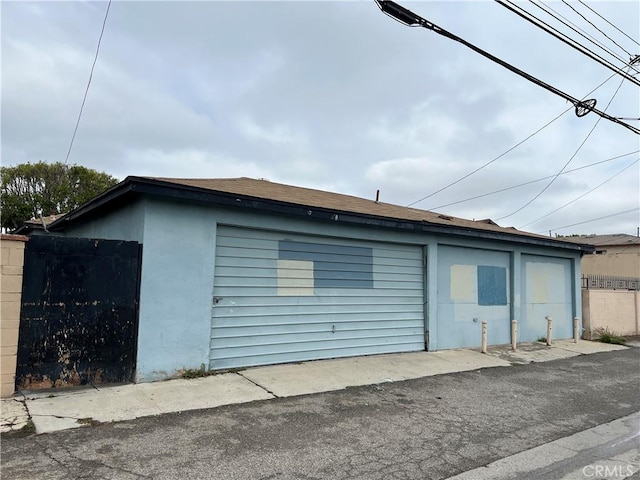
[3,0,639,236]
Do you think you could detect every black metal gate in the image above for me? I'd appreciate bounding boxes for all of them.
[16,235,142,390]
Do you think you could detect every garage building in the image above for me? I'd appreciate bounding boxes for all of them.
[47,177,590,381]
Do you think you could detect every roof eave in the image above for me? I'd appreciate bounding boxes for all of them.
[49,177,593,253]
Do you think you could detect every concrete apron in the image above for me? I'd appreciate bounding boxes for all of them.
[0,340,627,435]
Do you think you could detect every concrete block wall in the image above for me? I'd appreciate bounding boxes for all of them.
[581,247,640,278]
[1,234,28,398]
[582,289,639,340]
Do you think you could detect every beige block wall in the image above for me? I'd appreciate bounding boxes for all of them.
[582,289,639,340]
[581,248,640,278]
[1,235,28,398]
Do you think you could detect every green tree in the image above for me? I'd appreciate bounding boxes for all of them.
[1,162,119,231]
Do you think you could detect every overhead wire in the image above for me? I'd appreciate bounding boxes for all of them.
[562,0,634,57]
[530,1,639,75]
[495,0,640,84]
[428,151,639,210]
[542,207,640,234]
[534,0,633,65]
[375,1,640,134]
[406,73,618,208]
[577,0,640,48]
[407,106,571,207]
[495,70,629,221]
[519,158,640,229]
[63,0,112,164]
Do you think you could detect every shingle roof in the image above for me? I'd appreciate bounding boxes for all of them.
[148,177,574,244]
[564,234,640,247]
[24,214,66,226]
[13,214,66,234]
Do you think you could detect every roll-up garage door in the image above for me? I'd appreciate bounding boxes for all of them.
[210,226,425,370]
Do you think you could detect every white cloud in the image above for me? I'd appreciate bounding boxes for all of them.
[120,149,273,181]
[236,114,304,146]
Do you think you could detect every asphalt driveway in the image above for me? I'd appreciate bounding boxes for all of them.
[2,347,639,479]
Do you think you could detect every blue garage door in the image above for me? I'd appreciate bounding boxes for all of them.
[210,226,425,370]
[520,255,573,342]
[436,246,511,349]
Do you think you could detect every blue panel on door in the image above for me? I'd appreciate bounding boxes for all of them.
[477,265,507,306]
[279,240,373,288]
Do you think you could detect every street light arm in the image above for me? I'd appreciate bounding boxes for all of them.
[375,0,640,135]
[374,0,423,27]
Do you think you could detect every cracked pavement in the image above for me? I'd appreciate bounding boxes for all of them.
[1,348,639,480]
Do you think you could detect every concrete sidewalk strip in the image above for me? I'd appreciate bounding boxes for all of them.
[554,339,628,354]
[429,349,511,370]
[486,345,582,364]
[1,340,630,435]
[26,373,274,434]
[0,398,31,434]
[486,340,628,365]
[240,350,511,398]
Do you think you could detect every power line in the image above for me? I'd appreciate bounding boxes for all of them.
[520,158,639,229]
[407,73,618,208]
[495,70,629,221]
[542,207,640,234]
[407,106,571,207]
[374,1,640,135]
[429,151,639,210]
[530,1,639,75]
[562,0,633,57]
[64,0,112,164]
[577,0,640,48]
[495,0,640,84]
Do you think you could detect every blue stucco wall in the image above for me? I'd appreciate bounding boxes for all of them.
[59,200,145,243]
[428,239,581,350]
[134,200,217,381]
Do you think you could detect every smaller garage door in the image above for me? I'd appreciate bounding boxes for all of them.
[210,226,425,370]
[436,245,511,349]
[520,255,573,342]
